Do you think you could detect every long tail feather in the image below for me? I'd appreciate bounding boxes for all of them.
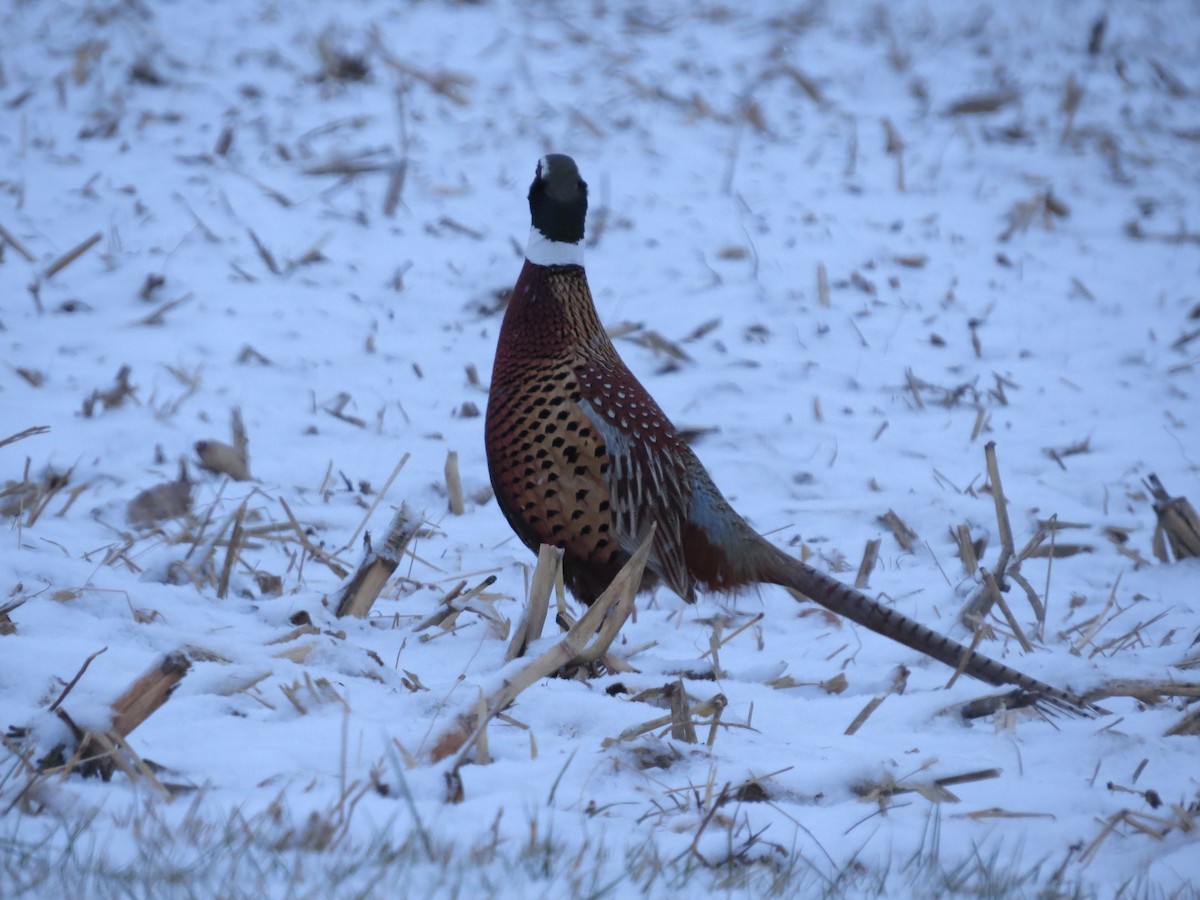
[762,549,1099,717]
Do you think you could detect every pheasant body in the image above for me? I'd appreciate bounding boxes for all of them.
[486,154,1093,714]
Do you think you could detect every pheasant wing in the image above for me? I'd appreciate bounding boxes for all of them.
[573,358,695,599]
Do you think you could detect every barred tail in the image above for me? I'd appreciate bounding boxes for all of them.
[761,548,1097,717]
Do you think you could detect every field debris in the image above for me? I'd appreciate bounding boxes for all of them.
[195,407,252,481]
[82,366,136,417]
[430,528,654,791]
[6,650,190,793]
[127,461,193,527]
[1145,474,1200,562]
[335,504,422,618]
[1,0,1196,894]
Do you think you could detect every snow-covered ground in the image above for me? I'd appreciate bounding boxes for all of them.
[2,0,1198,895]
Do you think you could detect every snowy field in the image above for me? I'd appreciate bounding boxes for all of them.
[2,0,1199,896]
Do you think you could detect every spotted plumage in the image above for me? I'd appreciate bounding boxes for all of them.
[485,154,1095,715]
[485,258,692,601]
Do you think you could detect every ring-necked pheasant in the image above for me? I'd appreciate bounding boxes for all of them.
[486,154,1093,715]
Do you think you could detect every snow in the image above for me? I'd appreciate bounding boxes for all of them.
[1,0,1198,895]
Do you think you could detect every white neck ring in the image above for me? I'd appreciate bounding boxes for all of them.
[526,227,584,266]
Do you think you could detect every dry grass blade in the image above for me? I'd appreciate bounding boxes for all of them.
[621,72,732,125]
[370,27,473,105]
[216,500,248,599]
[230,406,249,459]
[1087,609,1169,659]
[567,534,646,668]
[108,651,191,737]
[1104,526,1153,569]
[877,510,917,552]
[666,679,698,743]
[618,326,691,363]
[134,292,193,327]
[1060,74,1084,143]
[854,538,880,589]
[1165,707,1200,737]
[1006,570,1047,634]
[1149,58,1188,97]
[944,89,1020,116]
[247,228,281,275]
[63,727,166,793]
[944,626,988,691]
[103,730,172,796]
[882,117,905,191]
[1084,679,1200,703]
[704,695,728,748]
[960,442,1046,629]
[682,318,721,343]
[0,598,21,635]
[955,808,1058,821]
[983,442,1014,573]
[345,452,410,550]
[953,523,982,576]
[82,365,136,418]
[428,527,656,772]
[698,612,763,660]
[48,650,190,783]
[411,575,499,634]
[980,568,1033,653]
[505,544,560,661]
[277,673,347,713]
[0,425,50,449]
[904,368,925,410]
[845,666,907,735]
[1043,436,1091,470]
[855,767,1002,803]
[302,155,405,177]
[322,392,367,429]
[48,647,109,712]
[1170,326,1200,352]
[1070,572,1122,656]
[444,450,464,515]
[1079,804,1198,865]
[336,504,421,618]
[471,692,490,765]
[1088,14,1108,54]
[383,160,407,217]
[279,498,349,578]
[605,691,728,746]
[1145,474,1200,561]
[1000,191,1069,241]
[1124,219,1200,247]
[0,221,36,261]
[970,407,989,441]
[778,64,825,105]
[5,464,73,528]
[43,231,102,279]
[265,624,320,647]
